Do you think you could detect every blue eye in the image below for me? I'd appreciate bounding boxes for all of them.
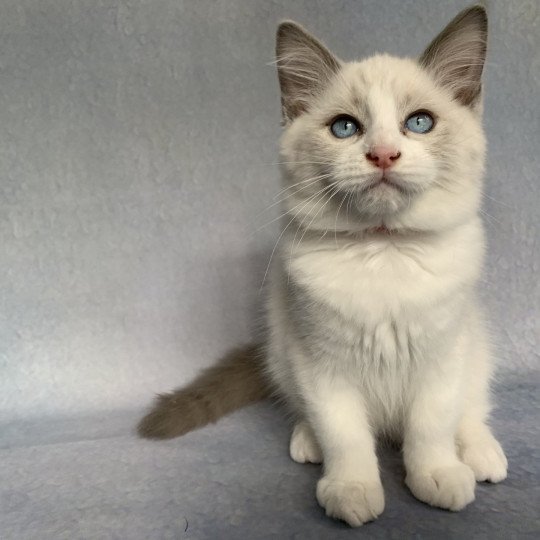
[330,116,360,138]
[405,112,434,134]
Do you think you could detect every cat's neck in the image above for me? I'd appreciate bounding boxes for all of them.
[284,216,483,248]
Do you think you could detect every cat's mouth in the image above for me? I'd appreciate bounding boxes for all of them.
[367,174,407,194]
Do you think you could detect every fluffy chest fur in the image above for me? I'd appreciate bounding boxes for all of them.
[287,220,483,322]
[275,222,483,429]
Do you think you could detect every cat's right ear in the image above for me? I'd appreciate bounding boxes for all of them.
[276,21,341,124]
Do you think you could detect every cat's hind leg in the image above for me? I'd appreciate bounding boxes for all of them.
[289,420,323,464]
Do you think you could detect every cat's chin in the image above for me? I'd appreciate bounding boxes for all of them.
[351,186,410,220]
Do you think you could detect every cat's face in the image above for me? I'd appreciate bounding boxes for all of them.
[276,7,487,234]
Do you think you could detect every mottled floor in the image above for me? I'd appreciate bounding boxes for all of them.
[1,380,538,540]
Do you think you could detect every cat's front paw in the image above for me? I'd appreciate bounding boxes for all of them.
[316,477,385,527]
[459,435,508,483]
[406,463,475,511]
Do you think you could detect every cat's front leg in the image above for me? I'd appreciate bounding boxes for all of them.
[457,416,507,483]
[299,371,384,526]
[403,346,476,511]
[455,321,507,483]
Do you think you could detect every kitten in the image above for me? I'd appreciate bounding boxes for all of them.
[138,5,507,526]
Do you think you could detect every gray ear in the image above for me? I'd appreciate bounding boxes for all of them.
[276,21,341,123]
[420,5,488,107]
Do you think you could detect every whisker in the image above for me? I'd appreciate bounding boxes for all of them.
[482,192,513,209]
[257,177,327,217]
[478,208,502,227]
[254,185,330,234]
[334,190,349,245]
[287,184,336,279]
[259,184,335,291]
[272,172,331,200]
[266,160,334,166]
[295,186,341,253]
[346,190,354,225]
[289,183,337,250]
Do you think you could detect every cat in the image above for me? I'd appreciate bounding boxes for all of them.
[138,5,508,527]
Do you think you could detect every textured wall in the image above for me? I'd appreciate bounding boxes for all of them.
[0,0,538,421]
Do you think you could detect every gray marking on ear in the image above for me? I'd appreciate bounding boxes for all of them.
[276,21,342,123]
[420,5,488,107]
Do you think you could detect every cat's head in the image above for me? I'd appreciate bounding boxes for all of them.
[276,6,488,234]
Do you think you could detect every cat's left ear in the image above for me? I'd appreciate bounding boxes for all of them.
[420,5,487,107]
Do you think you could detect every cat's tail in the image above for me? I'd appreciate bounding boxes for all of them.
[137,343,270,439]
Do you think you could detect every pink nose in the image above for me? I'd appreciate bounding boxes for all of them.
[366,146,401,169]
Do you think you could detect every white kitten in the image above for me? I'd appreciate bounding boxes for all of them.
[139,5,507,527]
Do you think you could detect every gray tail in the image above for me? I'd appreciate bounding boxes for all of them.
[137,344,269,439]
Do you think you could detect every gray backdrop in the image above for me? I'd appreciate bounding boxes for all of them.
[0,1,538,539]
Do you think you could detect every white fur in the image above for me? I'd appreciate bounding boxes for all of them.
[265,12,506,527]
[289,420,322,464]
